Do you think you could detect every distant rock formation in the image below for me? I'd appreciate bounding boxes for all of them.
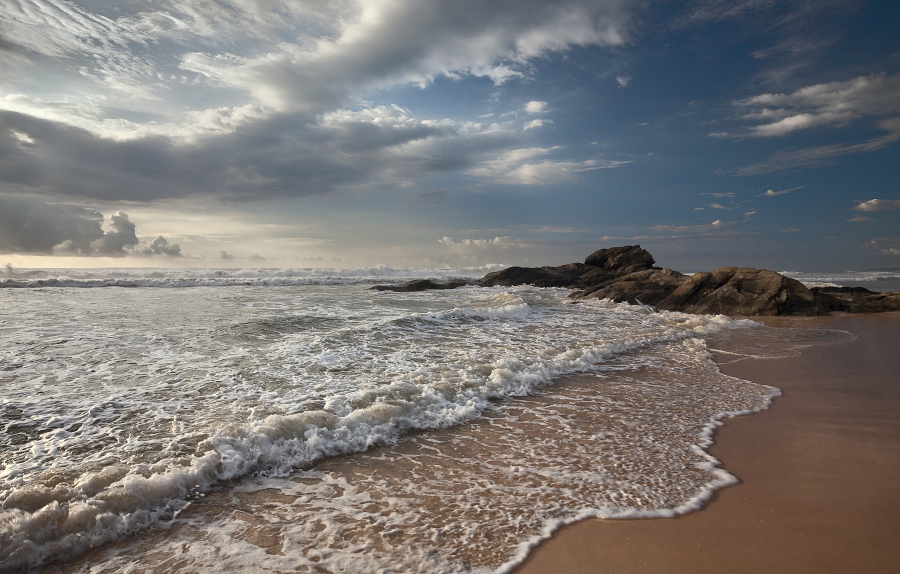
[370,245,900,316]
[476,245,900,316]
[811,286,900,313]
[370,279,469,292]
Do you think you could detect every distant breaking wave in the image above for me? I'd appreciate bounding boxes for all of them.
[0,265,506,289]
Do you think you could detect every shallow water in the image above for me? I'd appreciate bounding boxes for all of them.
[0,269,847,572]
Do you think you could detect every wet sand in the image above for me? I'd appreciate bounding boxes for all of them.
[515,313,900,573]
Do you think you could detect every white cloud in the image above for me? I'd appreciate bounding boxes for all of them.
[615,75,631,88]
[852,199,900,212]
[439,236,521,247]
[735,117,900,176]
[1,1,633,137]
[762,185,803,197]
[847,215,873,222]
[733,73,900,138]
[467,147,630,185]
[524,101,548,114]
[523,119,550,130]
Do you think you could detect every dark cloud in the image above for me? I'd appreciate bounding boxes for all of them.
[0,195,181,256]
[88,211,138,254]
[0,107,521,203]
[0,194,103,253]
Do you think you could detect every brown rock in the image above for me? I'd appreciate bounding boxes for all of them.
[577,268,687,306]
[656,267,825,316]
[371,279,468,292]
[812,286,900,313]
[584,245,655,272]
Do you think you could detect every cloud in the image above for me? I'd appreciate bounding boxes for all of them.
[735,117,900,176]
[732,73,900,138]
[0,194,104,253]
[467,147,630,184]
[523,119,550,130]
[762,185,803,197]
[88,212,139,255]
[847,215,873,222]
[0,1,636,205]
[524,101,548,114]
[142,236,182,257]
[439,236,523,247]
[615,75,631,88]
[852,199,900,212]
[0,195,181,256]
[0,105,521,201]
[864,238,900,256]
[651,219,731,237]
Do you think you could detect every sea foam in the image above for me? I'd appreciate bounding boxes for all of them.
[1,278,784,571]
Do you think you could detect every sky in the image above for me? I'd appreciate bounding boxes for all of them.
[1,0,899,271]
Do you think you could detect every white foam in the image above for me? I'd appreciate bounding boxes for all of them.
[0,280,790,571]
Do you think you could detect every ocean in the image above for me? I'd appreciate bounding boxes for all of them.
[0,267,853,573]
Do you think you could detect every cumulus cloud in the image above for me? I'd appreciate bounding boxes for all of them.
[0,196,181,256]
[0,195,104,253]
[88,211,139,255]
[852,199,900,212]
[864,238,900,257]
[524,101,548,114]
[142,236,182,257]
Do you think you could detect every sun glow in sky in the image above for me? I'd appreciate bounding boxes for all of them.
[1,0,899,270]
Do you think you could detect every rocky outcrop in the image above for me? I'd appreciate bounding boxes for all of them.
[479,245,657,289]
[811,286,900,313]
[372,246,899,316]
[475,245,900,316]
[584,245,656,274]
[654,267,825,316]
[371,279,469,292]
[576,268,687,306]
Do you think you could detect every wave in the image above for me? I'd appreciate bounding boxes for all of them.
[0,297,752,571]
[0,264,506,289]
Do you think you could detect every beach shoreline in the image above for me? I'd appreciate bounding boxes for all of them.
[514,313,900,573]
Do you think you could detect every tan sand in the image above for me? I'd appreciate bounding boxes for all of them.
[514,313,900,574]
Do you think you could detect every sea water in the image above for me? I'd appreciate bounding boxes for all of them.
[0,267,843,572]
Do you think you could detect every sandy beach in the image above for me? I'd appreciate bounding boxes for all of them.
[515,313,900,573]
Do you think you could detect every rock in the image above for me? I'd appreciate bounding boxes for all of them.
[474,246,900,316]
[811,286,900,313]
[577,268,687,306]
[371,279,468,292]
[655,267,825,316]
[584,245,655,272]
[478,266,583,288]
[478,245,654,289]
